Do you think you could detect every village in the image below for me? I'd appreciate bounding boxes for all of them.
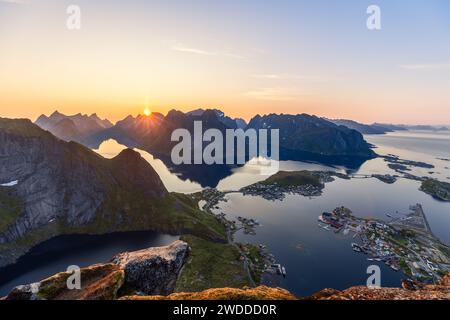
[318,204,450,283]
[240,182,323,201]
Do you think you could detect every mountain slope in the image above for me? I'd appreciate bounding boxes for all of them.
[0,118,226,267]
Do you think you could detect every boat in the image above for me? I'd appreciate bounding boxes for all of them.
[390,265,400,272]
[351,243,363,252]
[318,223,330,231]
[281,266,286,277]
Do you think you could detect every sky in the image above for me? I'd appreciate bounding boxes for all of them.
[0,0,449,124]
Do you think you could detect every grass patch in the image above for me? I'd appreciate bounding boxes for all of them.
[0,187,23,234]
[175,235,251,292]
[239,244,265,284]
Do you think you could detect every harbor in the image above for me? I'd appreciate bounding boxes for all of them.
[318,204,450,283]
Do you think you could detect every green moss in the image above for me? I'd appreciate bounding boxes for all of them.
[175,235,251,292]
[0,187,23,234]
[38,273,70,300]
[37,264,124,300]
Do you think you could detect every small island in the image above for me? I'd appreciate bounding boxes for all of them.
[240,170,349,201]
[383,155,434,176]
[420,179,450,202]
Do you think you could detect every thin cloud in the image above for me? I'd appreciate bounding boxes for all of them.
[171,44,243,59]
[400,62,450,71]
[172,45,216,56]
[252,74,333,82]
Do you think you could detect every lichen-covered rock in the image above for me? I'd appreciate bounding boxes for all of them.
[306,274,450,300]
[120,286,297,300]
[5,263,124,300]
[112,240,189,295]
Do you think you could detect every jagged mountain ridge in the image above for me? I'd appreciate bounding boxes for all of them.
[79,109,376,161]
[35,111,113,142]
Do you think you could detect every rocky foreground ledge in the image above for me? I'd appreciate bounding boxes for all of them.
[4,240,189,300]
[307,275,450,300]
[2,240,449,300]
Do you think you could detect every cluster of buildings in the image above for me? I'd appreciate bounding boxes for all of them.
[197,188,227,211]
[241,182,322,201]
[318,205,450,283]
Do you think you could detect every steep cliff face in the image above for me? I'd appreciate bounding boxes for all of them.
[0,119,225,267]
[0,118,167,243]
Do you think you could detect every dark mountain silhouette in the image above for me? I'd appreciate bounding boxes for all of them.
[78,109,378,186]
[247,114,376,165]
[82,112,166,149]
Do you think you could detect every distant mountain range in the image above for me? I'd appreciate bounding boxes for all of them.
[34,109,448,187]
[326,119,394,134]
[36,110,377,163]
[328,119,449,135]
[0,118,226,267]
[35,111,113,142]
[399,124,449,131]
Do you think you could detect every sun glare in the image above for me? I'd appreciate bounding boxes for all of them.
[144,108,151,116]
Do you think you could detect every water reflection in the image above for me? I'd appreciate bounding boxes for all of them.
[94,139,349,192]
[94,139,202,193]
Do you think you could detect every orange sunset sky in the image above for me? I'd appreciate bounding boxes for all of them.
[1,0,449,124]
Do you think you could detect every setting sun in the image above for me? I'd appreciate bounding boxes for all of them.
[144,108,151,116]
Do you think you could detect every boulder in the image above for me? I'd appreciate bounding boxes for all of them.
[112,240,189,295]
